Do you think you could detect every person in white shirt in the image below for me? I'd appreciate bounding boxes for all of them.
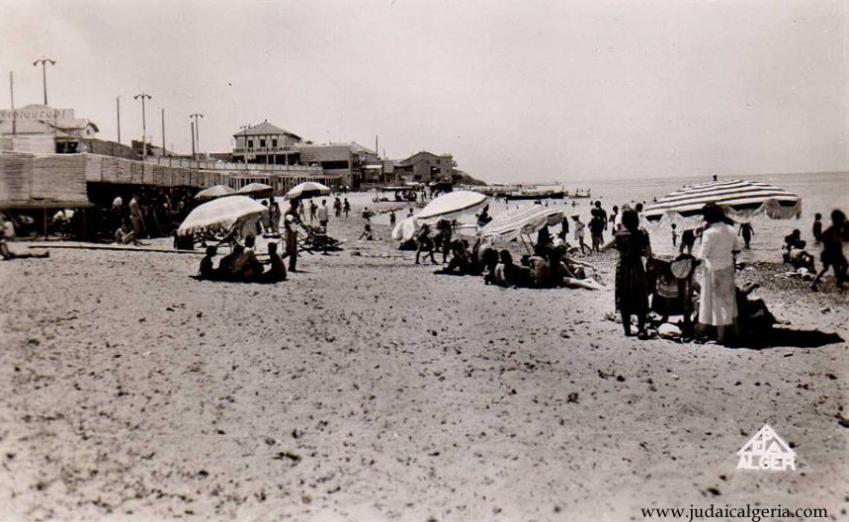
[696,203,742,345]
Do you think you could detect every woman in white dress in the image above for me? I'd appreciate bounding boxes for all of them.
[697,203,742,345]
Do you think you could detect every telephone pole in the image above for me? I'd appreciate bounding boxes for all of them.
[32,58,56,105]
[133,92,152,156]
[190,121,196,159]
[161,108,166,156]
[9,72,16,135]
[116,96,121,143]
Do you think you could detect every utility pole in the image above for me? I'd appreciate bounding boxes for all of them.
[190,121,196,159]
[32,58,56,105]
[9,72,16,135]
[133,92,152,157]
[161,108,166,156]
[189,113,204,159]
[116,96,121,143]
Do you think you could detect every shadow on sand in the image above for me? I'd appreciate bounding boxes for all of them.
[743,327,844,350]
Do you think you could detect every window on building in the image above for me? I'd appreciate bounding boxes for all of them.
[260,139,266,148]
[272,139,278,148]
[248,139,254,148]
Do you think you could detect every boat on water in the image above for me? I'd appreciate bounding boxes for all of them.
[505,189,566,201]
[567,189,592,199]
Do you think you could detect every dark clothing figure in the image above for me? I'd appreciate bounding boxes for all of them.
[198,246,217,279]
[680,229,696,255]
[812,212,848,290]
[738,223,754,249]
[260,243,287,282]
[613,227,651,336]
[589,216,605,252]
[812,216,823,243]
[534,225,553,256]
[415,226,437,264]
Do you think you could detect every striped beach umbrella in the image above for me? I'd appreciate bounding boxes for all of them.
[178,195,268,235]
[285,182,331,200]
[479,206,564,241]
[642,179,801,222]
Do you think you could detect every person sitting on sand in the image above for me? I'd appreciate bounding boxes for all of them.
[114,219,140,245]
[0,214,49,260]
[415,224,437,264]
[480,246,501,284]
[528,255,552,288]
[259,242,287,283]
[236,235,264,282]
[198,246,217,279]
[440,240,472,274]
[787,243,815,273]
[358,221,374,241]
[494,250,517,287]
[784,229,803,252]
[811,209,848,291]
[216,244,243,281]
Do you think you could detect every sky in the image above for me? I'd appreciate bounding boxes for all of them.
[0,0,847,184]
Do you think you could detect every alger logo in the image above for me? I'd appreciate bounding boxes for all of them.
[736,424,796,471]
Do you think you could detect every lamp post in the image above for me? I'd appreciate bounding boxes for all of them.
[190,113,204,159]
[133,92,152,157]
[32,57,56,105]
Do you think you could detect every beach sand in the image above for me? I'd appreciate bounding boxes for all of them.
[1,199,847,521]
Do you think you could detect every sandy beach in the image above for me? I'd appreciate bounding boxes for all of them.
[1,197,847,522]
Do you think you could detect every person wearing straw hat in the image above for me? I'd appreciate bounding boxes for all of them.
[696,203,742,345]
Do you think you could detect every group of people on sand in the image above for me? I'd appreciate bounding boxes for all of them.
[783,209,848,291]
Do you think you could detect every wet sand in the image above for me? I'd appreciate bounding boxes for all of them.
[1,202,847,521]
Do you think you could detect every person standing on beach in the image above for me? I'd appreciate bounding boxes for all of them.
[589,213,605,253]
[603,209,651,339]
[308,200,317,223]
[671,224,678,247]
[572,215,589,255]
[269,196,281,235]
[812,213,823,243]
[680,228,696,255]
[415,224,438,264]
[696,203,742,345]
[738,222,754,249]
[317,199,329,231]
[811,209,848,291]
[129,194,145,238]
[557,216,570,243]
[389,210,397,227]
[283,216,299,272]
[333,197,342,219]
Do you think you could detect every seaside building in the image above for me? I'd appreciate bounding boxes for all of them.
[0,104,99,154]
[231,121,303,166]
[394,151,455,184]
[297,142,379,188]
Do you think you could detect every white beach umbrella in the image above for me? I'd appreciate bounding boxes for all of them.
[479,206,564,241]
[285,181,331,200]
[642,179,802,223]
[392,216,419,241]
[237,182,273,196]
[415,190,488,224]
[178,196,268,235]
[194,184,236,200]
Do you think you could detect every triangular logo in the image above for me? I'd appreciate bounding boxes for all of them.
[736,423,796,471]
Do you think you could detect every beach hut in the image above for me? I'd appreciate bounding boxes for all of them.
[285,181,330,200]
[479,206,564,242]
[194,184,236,201]
[177,195,268,236]
[237,182,273,197]
[415,190,488,224]
[642,179,801,224]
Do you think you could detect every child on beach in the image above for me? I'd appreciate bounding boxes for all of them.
[198,246,217,279]
[671,224,678,247]
[415,224,437,264]
[812,213,823,243]
[572,215,589,255]
[738,222,754,249]
[811,209,848,291]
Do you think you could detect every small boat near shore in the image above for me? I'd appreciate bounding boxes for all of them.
[505,189,566,201]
